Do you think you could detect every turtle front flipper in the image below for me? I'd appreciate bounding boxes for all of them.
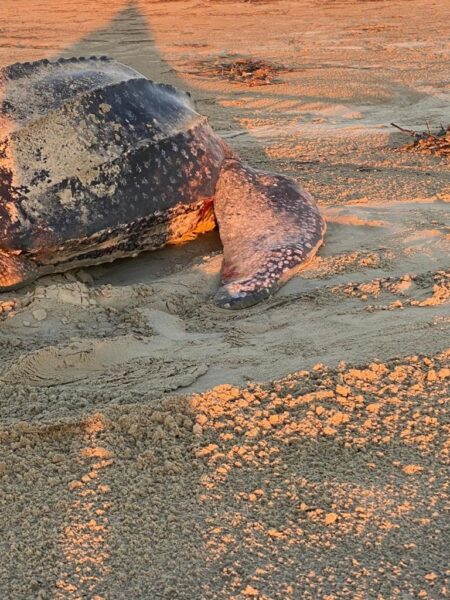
[0,251,38,292]
[213,160,326,309]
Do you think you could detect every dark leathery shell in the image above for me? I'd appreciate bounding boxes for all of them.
[0,57,226,252]
[20,120,225,249]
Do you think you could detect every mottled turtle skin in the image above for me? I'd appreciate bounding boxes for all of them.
[0,57,326,308]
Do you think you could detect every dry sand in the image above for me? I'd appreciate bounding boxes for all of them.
[0,1,449,598]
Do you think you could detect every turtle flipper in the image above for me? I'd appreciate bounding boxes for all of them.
[0,251,38,292]
[213,160,326,309]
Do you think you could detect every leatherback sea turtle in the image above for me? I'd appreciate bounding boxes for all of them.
[0,57,326,308]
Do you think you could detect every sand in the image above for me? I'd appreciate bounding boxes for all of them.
[0,1,449,598]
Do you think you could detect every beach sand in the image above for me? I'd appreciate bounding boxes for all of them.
[0,1,449,598]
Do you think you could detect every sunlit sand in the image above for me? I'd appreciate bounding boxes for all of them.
[0,1,449,598]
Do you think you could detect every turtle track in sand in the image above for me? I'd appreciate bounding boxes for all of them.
[0,198,448,425]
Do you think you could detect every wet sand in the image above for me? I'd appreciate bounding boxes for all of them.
[0,1,449,598]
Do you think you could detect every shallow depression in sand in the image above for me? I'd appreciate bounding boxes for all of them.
[1,335,208,391]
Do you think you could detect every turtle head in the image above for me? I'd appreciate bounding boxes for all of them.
[212,159,326,309]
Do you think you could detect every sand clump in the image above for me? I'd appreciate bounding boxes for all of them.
[334,270,450,312]
[1,352,449,598]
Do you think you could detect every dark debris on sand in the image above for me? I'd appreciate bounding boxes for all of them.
[391,122,450,158]
[189,56,288,86]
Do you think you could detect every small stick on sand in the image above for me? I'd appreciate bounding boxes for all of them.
[390,122,420,137]
[391,122,450,156]
[391,122,444,141]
